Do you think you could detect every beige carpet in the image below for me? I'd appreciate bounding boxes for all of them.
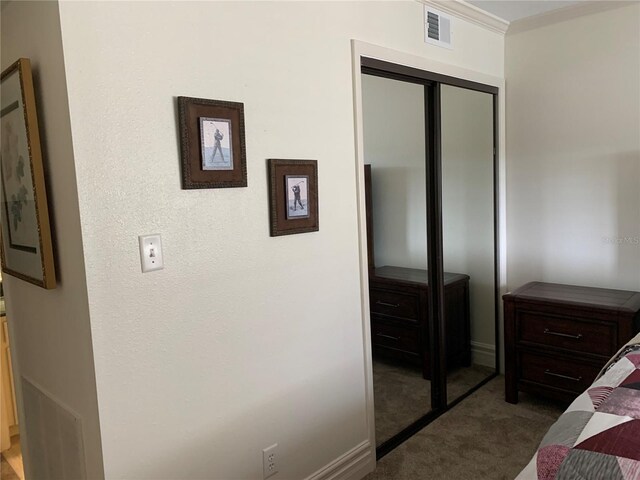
[374,357,494,445]
[367,376,566,480]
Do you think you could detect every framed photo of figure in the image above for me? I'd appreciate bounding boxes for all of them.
[178,97,247,189]
[268,159,318,236]
[199,117,233,171]
[285,175,309,219]
[0,58,56,289]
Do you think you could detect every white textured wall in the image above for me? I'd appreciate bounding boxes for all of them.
[0,1,104,478]
[56,1,505,478]
[441,85,495,349]
[506,3,640,292]
[362,74,427,270]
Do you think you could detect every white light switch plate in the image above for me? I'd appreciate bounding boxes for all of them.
[138,234,163,272]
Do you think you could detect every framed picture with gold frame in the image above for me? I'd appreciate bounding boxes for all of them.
[0,58,56,289]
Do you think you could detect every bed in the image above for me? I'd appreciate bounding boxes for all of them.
[517,332,640,479]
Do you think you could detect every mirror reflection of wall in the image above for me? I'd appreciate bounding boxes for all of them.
[362,74,427,271]
[441,85,496,403]
[362,73,430,447]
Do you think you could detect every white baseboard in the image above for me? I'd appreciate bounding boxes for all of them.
[471,341,496,368]
[305,440,374,480]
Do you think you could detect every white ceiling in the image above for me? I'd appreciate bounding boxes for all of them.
[467,1,582,22]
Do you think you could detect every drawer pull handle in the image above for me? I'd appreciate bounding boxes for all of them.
[376,333,400,341]
[543,328,583,340]
[544,369,582,382]
[376,301,400,308]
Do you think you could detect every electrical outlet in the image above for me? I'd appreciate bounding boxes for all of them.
[262,443,278,479]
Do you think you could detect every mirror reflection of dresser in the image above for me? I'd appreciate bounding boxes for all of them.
[365,165,471,380]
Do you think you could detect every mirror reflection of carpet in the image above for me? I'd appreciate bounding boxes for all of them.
[372,357,494,446]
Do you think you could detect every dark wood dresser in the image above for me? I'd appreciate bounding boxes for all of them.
[504,282,640,404]
[370,266,471,379]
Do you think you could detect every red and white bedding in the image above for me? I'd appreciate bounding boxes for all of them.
[517,333,640,480]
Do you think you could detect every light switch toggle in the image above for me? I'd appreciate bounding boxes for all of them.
[139,234,163,273]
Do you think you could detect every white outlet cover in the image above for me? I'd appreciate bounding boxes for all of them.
[138,234,163,273]
[262,443,278,479]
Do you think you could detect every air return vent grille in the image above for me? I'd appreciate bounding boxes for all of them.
[424,7,453,49]
[21,377,87,480]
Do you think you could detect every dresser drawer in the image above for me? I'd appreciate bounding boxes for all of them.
[370,288,418,321]
[371,322,420,354]
[517,311,615,357]
[519,351,601,394]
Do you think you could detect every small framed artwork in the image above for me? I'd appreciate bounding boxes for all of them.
[178,96,247,189]
[268,159,318,236]
[0,58,56,289]
[285,175,309,219]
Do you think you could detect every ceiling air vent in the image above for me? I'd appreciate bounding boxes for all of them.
[424,7,453,49]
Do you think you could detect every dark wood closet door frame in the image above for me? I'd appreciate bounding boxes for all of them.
[361,57,500,460]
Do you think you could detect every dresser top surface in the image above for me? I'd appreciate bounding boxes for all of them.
[372,266,469,286]
[504,282,640,313]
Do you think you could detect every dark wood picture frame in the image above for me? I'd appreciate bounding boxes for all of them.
[178,96,247,189]
[0,58,56,289]
[268,159,318,236]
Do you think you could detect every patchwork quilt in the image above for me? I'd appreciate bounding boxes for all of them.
[517,339,640,480]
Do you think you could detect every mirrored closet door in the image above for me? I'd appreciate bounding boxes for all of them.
[361,73,434,448]
[440,85,497,405]
[359,58,499,458]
